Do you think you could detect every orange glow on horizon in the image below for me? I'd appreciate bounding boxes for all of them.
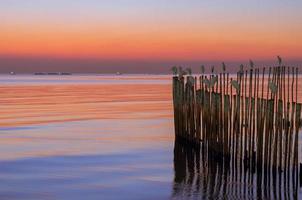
[1,1,302,62]
[1,21,301,61]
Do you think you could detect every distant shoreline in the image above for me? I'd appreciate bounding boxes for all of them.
[1,73,173,76]
[34,72,72,75]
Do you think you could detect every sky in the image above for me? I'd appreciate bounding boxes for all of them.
[0,0,302,73]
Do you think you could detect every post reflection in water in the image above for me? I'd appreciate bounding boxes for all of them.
[172,139,299,200]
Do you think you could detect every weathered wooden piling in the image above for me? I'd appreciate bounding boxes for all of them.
[300,163,302,187]
[172,61,301,188]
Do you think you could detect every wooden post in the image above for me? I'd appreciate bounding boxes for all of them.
[300,163,302,187]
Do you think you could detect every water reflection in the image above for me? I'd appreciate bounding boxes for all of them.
[172,139,299,199]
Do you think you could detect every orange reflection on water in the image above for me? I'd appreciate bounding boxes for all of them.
[0,83,172,127]
[0,76,174,160]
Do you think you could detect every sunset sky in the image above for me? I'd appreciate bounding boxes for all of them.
[0,0,301,73]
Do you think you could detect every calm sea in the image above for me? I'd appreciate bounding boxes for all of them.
[0,75,301,200]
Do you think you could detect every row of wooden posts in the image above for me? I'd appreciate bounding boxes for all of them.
[172,65,302,186]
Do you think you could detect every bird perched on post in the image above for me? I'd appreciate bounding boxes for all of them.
[171,66,178,76]
[249,60,254,68]
[210,76,218,88]
[200,65,205,74]
[222,62,226,72]
[269,81,278,94]
[231,80,240,92]
[239,64,244,74]
[211,66,215,74]
[277,56,282,66]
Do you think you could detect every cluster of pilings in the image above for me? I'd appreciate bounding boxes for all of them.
[172,64,302,188]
